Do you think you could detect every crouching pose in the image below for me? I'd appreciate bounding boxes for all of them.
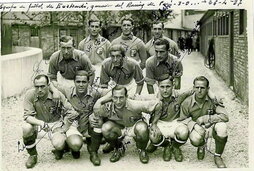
[143,77,189,162]
[91,85,162,164]
[178,76,229,168]
[50,70,111,166]
[22,74,79,168]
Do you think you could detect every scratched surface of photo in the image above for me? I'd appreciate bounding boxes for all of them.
[0,3,250,171]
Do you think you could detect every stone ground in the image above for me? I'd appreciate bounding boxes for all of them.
[1,52,249,170]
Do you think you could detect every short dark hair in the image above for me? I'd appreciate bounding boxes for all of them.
[120,15,134,25]
[154,38,170,51]
[74,70,90,81]
[88,19,102,27]
[112,85,128,96]
[158,76,174,84]
[193,76,210,87]
[153,22,164,29]
[59,35,74,46]
[34,74,49,85]
[108,44,126,57]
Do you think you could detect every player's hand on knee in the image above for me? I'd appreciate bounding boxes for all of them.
[89,114,103,128]
[150,124,161,140]
[194,124,206,136]
[52,91,61,104]
[196,115,209,126]
[39,121,50,132]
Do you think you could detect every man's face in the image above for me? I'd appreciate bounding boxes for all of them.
[159,79,173,98]
[112,89,127,109]
[152,23,164,39]
[193,80,209,100]
[60,40,74,60]
[34,77,49,98]
[111,50,123,67]
[121,20,133,36]
[89,21,100,37]
[74,75,89,94]
[155,45,168,62]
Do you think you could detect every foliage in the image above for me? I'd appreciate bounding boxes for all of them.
[117,10,177,30]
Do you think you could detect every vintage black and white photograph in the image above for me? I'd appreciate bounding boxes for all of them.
[1,5,250,170]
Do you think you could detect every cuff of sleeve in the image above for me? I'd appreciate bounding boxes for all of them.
[188,120,197,132]
[174,73,182,77]
[136,78,145,85]
[67,112,79,123]
[145,77,156,85]
[100,84,108,88]
[47,73,57,80]
[93,128,102,133]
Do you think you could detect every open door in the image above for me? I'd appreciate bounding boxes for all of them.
[229,11,234,89]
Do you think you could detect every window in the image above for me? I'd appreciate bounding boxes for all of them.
[213,20,217,36]
[31,27,39,37]
[239,9,246,35]
[217,14,229,36]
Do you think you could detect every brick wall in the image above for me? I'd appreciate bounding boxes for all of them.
[40,26,57,60]
[214,36,231,85]
[232,10,248,104]
[200,10,248,104]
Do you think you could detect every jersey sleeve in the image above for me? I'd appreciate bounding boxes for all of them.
[23,90,37,121]
[59,91,79,123]
[47,54,58,80]
[137,40,148,68]
[133,62,145,85]
[145,59,156,85]
[178,99,197,131]
[78,40,84,51]
[80,53,95,75]
[99,64,110,87]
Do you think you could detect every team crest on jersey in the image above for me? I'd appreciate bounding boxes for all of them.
[130,49,137,57]
[96,47,103,55]
[49,106,57,114]
[129,116,139,123]
[74,66,82,72]
[174,104,180,112]
[207,109,215,115]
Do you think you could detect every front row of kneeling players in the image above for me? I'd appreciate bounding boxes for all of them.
[23,71,228,169]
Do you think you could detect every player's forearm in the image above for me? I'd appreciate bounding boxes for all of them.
[139,51,147,69]
[25,116,44,127]
[178,89,194,104]
[151,102,162,125]
[147,84,154,94]
[89,72,95,86]
[94,93,112,114]
[135,84,143,95]
[62,118,72,132]
[50,79,58,88]
[151,112,160,125]
[211,114,229,123]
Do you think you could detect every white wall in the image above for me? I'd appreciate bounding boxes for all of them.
[1,46,43,98]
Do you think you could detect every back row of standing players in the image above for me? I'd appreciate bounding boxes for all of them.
[22,15,229,169]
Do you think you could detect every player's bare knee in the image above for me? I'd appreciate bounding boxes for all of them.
[134,121,148,135]
[214,122,228,137]
[189,130,204,147]
[175,124,189,141]
[149,132,162,144]
[52,134,66,150]
[22,123,35,138]
[102,121,114,134]
[66,135,83,152]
